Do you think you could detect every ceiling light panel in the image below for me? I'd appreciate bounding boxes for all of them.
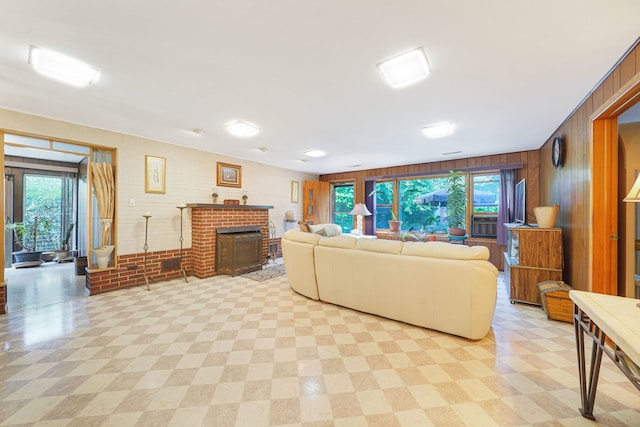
[304,150,326,158]
[378,47,430,89]
[423,122,455,138]
[28,45,100,87]
[225,120,260,137]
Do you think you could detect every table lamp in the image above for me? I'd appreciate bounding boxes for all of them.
[349,203,372,235]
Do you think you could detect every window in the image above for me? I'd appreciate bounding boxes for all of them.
[399,176,449,233]
[332,182,354,232]
[370,171,501,236]
[23,174,74,251]
[372,181,393,229]
[472,173,500,213]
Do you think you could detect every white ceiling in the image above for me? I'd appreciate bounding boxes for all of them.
[1,1,639,174]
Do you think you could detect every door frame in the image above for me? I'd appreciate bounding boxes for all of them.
[591,73,640,294]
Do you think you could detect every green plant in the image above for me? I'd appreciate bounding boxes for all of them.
[5,217,39,252]
[60,223,75,250]
[446,170,467,229]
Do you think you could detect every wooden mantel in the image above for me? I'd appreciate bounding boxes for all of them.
[187,203,275,210]
[187,204,273,278]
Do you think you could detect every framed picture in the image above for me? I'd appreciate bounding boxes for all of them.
[217,162,242,188]
[291,180,299,203]
[145,155,166,194]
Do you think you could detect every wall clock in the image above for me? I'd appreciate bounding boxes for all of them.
[552,136,564,168]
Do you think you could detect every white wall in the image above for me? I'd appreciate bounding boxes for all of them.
[0,108,317,255]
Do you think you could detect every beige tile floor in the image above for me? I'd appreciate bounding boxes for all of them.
[0,271,639,426]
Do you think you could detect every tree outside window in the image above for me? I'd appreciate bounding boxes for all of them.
[370,172,500,235]
[332,183,354,232]
[372,181,393,229]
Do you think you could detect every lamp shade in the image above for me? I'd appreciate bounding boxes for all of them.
[349,203,372,216]
[624,174,640,202]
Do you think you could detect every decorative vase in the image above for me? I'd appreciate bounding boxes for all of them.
[534,205,560,228]
[448,227,467,236]
[388,220,402,232]
[94,245,115,269]
[13,251,43,264]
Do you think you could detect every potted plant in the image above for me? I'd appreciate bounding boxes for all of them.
[388,210,402,232]
[55,223,75,261]
[446,170,467,236]
[5,216,44,264]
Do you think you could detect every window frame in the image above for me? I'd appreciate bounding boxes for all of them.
[330,180,355,233]
[365,170,500,237]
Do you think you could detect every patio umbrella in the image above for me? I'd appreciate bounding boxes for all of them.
[413,189,497,207]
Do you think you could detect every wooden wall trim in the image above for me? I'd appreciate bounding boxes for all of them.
[539,40,640,295]
[592,118,619,294]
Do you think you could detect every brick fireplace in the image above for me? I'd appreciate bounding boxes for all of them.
[188,204,272,278]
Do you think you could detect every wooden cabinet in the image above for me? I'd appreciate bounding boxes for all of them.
[503,225,563,305]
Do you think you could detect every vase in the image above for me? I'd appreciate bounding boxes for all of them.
[534,205,560,228]
[448,227,467,236]
[388,220,402,232]
[13,251,43,264]
[94,245,115,269]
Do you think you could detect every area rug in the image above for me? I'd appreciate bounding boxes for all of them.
[240,263,286,282]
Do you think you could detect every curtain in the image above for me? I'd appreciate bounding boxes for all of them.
[364,181,375,235]
[497,169,516,246]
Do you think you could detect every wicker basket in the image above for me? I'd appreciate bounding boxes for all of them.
[537,280,573,323]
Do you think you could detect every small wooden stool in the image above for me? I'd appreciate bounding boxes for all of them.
[537,280,573,323]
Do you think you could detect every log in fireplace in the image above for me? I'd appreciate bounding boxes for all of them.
[216,226,263,275]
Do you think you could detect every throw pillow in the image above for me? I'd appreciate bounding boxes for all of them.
[314,228,327,236]
[298,221,311,232]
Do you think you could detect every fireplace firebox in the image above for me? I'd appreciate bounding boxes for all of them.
[216,226,262,275]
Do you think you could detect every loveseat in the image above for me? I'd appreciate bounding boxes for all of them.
[282,225,499,340]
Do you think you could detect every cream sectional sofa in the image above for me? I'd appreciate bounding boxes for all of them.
[282,226,499,340]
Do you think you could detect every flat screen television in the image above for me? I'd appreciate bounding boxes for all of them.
[514,179,526,224]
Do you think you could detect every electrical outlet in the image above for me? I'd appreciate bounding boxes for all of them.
[128,198,136,207]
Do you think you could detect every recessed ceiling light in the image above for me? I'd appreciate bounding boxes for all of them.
[378,47,430,89]
[442,150,463,156]
[28,45,100,87]
[304,150,326,158]
[191,128,205,136]
[257,147,268,152]
[422,122,455,138]
[297,159,309,163]
[225,120,260,138]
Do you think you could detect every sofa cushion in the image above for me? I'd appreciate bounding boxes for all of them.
[401,241,489,260]
[317,235,358,249]
[284,229,321,244]
[355,238,404,254]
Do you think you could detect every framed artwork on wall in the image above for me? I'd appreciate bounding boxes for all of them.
[291,180,299,203]
[145,155,166,194]
[217,162,242,188]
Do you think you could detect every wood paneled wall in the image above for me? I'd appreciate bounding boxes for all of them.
[538,40,640,293]
[320,150,540,269]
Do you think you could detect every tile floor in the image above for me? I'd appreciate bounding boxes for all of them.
[4,261,86,312]
[0,271,639,426]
